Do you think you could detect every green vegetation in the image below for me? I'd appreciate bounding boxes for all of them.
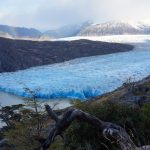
[1,100,150,150]
[2,88,47,150]
[4,103,45,150]
[55,101,149,150]
[1,99,150,150]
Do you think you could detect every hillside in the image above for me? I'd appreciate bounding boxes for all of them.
[89,75,150,106]
[0,37,133,73]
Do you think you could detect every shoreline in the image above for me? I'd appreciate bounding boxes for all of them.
[0,92,72,128]
[0,92,72,110]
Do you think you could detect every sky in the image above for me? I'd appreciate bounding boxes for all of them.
[0,0,150,31]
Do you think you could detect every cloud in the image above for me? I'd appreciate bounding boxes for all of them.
[0,0,150,30]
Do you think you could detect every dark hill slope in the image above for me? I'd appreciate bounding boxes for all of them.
[90,76,150,106]
[0,37,133,73]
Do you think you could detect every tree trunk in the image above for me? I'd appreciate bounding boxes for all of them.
[41,105,150,150]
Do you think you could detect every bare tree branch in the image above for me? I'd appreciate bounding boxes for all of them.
[45,104,59,122]
[42,104,150,150]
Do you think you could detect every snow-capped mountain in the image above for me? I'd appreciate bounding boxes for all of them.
[0,22,91,40]
[78,21,150,36]
[1,21,150,39]
[41,21,91,39]
[0,25,42,39]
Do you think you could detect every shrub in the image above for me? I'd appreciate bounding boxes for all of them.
[61,101,150,150]
[4,100,150,150]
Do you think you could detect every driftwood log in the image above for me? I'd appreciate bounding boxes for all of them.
[41,105,150,150]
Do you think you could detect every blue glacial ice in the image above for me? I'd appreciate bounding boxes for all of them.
[0,44,150,100]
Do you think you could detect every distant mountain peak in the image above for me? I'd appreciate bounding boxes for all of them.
[0,24,42,39]
[41,21,92,39]
[78,21,150,36]
[1,21,150,40]
[0,22,92,40]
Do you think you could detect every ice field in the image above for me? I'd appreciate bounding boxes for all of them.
[0,35,150,100]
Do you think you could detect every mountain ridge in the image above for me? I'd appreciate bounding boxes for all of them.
[42,21,91,39]
[0,24,42,39]
[78,21,150,36]
[1,21,150,39]
[0,22,91,39]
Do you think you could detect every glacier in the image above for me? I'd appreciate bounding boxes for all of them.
[0,50,150,99]
[54,35,150,44]
[0,35,150,100]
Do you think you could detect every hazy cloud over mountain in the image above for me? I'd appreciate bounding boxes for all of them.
[0,0,150,30]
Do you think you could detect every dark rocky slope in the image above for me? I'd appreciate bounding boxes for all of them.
[90,76,150,106]
[0,37,133,73]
